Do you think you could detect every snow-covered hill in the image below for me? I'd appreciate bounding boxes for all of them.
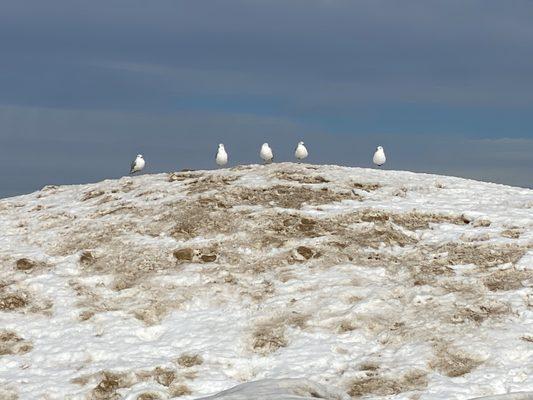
[0,163,532,400]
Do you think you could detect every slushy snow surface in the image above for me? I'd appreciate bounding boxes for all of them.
[0,163,532,399]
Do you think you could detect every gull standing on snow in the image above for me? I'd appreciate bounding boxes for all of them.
[294,141,308,162]
[260,143,274,164]
[215,143,228,167]
[129,154,145,174]
[373,146,386,167]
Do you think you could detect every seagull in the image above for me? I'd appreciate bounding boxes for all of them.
[260,143,274,164]
[294,141,308,162]
[215,143,228,167]
[373,146,386,167]
[129,154,145,174]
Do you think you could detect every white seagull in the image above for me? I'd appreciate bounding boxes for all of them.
[215,143,228,167]
[294,141,308,162]
[373,146,386,167]
[260,143,274,164]
[129,154,145,174]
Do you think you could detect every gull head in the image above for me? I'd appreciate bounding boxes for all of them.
[218,143,224,148]
[262,142,269,148]
[298,141,304,145]
[376,146,383,151]
[137,154,143,158]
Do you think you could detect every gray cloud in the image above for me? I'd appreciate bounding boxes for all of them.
[2,0,533,109]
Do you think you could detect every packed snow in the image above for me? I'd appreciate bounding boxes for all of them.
[0,163,531,400]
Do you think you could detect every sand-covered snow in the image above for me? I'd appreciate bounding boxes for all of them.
[0,163,532,399]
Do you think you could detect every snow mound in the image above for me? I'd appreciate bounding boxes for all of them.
[0,163,532,399]
[196,378,350,400]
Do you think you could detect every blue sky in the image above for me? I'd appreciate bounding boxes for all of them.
[1,0,532,197]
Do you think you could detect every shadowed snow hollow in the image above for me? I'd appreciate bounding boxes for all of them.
[0,163,531,399]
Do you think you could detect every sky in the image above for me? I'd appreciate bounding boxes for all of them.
[1,0,532,198]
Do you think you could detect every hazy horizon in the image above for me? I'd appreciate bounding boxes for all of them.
[1,0,532,198]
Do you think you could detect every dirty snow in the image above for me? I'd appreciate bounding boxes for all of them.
[0,163,532,399]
